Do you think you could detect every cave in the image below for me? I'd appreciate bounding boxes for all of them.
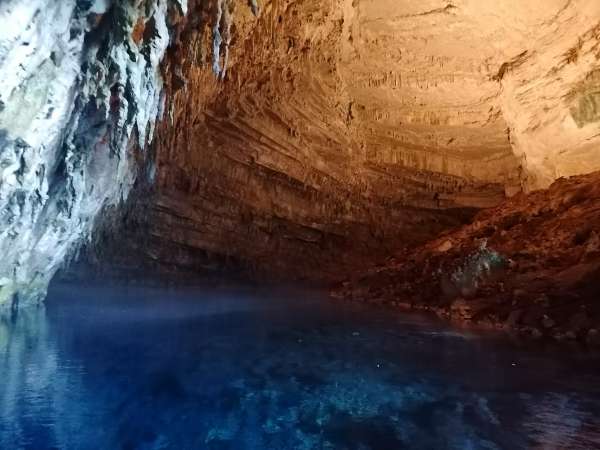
[1,0,600,448]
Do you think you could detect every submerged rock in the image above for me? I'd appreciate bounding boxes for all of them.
[541,315,555,330]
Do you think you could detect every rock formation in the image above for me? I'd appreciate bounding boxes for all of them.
[0,1,599,309]
[0,0,191,305]
[333,171,600,344]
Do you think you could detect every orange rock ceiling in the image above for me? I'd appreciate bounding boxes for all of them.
[83,0,600,282]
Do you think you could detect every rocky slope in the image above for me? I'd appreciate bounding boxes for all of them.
[334,171,600,345]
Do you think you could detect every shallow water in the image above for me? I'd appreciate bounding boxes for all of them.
[1,283,599,450]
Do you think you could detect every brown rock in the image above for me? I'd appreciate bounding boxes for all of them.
[512,289,527,302]
[530,328,543,339]
[534,294,550,307]
[586,329,600,347]
[542,315,556,329]
[506,309,523,328]
[568,311,591,333]
[450,298,474,321]
[585,231,600,256]
[435,241,453,253]
[564,331,578,340]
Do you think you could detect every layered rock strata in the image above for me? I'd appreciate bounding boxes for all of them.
[106,0,600,283]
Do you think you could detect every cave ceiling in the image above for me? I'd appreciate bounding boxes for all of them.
[127,0,600,279]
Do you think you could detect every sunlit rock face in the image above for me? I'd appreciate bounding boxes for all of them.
[493,1,600,188]
[345,0,600,190]
[341,0,600,190]
[0,0,185,305]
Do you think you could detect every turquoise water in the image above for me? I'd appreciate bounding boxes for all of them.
[1,283,599,449]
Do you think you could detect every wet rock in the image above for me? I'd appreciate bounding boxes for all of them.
[584,231,600,256]
[395,301,413,310]
[506,309,523,328]
[331,169,600,345]
[432,306,450,319]
[531,328,543,339]
[568,311,591,333]
[520,327,543,339]
[586,329,600,347]
[450,298,473,321]
[553,330,578,341]
[541,315,555,329]
[435,240,453,253]
[534,294,550,307]
[512,289,527,302]
[564,331,578,340]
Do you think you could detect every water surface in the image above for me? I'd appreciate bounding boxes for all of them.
[1,283,599,449]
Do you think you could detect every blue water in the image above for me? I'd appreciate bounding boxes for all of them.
[1,283,600,450]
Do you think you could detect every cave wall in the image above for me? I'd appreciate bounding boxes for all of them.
[113,0,600,281]
[496,1,600,187]
[98,0,496,281]
[0,0,188,305]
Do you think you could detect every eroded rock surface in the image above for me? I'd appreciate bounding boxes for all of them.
[0,0,186,305]
[106,0,600,283]
[334,171,600,344]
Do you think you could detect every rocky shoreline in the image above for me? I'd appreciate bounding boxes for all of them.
[331,293,600,349]
[333,172,600,348]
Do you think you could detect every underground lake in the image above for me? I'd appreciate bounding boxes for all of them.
[1,282,599,450]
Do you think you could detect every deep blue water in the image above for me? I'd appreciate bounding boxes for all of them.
[1,283,600,450]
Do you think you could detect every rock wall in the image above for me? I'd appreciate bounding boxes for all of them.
[89,0,494,282]
[496,0,600,188]
[0,0,187,306]
[115,0,600,282]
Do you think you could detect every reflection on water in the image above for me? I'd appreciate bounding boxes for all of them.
[1,283,599,449]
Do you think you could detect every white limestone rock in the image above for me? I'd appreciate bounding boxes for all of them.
[0,0,183,306]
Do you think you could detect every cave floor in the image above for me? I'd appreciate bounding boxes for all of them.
[1,282,600,449]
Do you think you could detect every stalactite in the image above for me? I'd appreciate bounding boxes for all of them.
[249,0,260,16]
[220,0,234,80]
[211,0,224,75]
[212,0,259,79]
